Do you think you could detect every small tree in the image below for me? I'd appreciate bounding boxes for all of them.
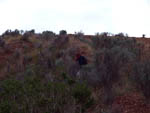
[20,30,24,35]
[115,32,128,37]
[59,30,67,35]
[42,31,56,39]
[29,29,35,34]
[142,34,145,38]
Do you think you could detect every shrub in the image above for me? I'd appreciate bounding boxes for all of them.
[142,34,145,38]
[72,82,94,112]
[92,34,136,50]
[42,31,56,39]
[75,31,84,38]
[72,82,91,103]
[0,100,12,113]
[2,29,11,37]
[94,46,135,88]
[29,29,35,34]
[0,79,23,97]
[13,29,20,36]
[20,30,24,35]
[90,36,138,105]
[99,32,111,37]
[21,32,30,41]
[59,30,67,35]
[132,61,150,100]
[0,76,90,113]
[0,39,5,48]
[115,32,128,37]
[61,72,76,85]
[0,54,96,113]
[2,29,20,37]
[21,30,35,41]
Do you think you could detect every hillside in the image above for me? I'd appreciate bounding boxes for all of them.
[0,30,150,113]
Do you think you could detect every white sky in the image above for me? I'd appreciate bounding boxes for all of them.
[0,0,150,37]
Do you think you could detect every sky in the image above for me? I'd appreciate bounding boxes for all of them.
[0,0,150,37]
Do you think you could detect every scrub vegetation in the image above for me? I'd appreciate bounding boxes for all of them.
[0,29,150,113]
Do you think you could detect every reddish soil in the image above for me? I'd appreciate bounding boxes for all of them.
[0,40,33,66]
[113,92,150,113]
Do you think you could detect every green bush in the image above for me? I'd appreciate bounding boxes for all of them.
[72,82,94,112]
[0,71,94,113]
[0,79,23,98]
[0,100,12,113]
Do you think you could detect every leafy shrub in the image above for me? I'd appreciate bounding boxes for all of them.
[0,79,23,98]
[0,67,94,113]
[0,100,12,113]
[72,82,91,103]
[42,31,56,39]
[72,82,94,112]
[132,61,150,100]
[0,39,5,48]
[61,72,76,85]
